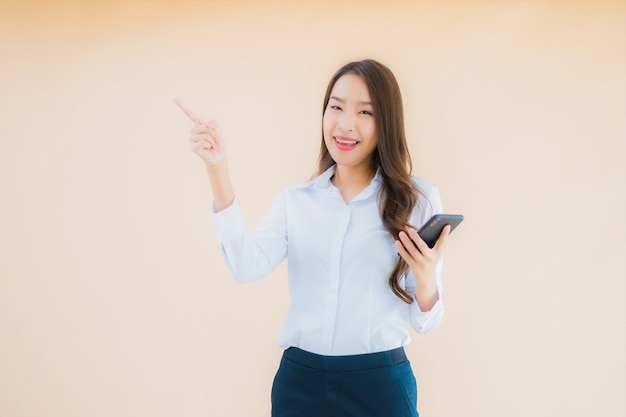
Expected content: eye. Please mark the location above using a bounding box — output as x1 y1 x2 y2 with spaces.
330 105 342 111
360 110 373 116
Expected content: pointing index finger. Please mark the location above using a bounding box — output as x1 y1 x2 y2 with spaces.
174 99 203 125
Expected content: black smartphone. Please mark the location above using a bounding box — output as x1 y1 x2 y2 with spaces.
417 214 464 248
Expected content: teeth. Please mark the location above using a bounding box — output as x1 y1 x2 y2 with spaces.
336 139 357 146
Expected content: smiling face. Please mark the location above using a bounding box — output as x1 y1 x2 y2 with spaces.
322 73 378 174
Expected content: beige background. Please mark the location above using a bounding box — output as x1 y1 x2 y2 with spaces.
1 0 624 416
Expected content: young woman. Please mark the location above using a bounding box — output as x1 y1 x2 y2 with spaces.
177 59 451 417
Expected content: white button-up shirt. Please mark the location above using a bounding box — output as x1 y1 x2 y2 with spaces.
211 165 445 355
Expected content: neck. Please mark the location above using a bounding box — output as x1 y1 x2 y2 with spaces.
331 163 376 202
334 164 375 185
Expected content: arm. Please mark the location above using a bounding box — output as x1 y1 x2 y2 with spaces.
400 226 448 312
206 160 234 213
405 258 445 334
394 187 448 334
211 194 288 283
176 99 287 282
175 99 233 212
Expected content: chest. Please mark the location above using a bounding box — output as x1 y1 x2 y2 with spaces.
285 192 397 272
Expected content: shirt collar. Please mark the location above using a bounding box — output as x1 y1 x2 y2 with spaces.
313 165 337 189
312 165 383 192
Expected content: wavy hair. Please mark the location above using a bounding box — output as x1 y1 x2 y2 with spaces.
315 59 423 304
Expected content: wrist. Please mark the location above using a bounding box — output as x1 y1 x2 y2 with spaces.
413 279 439 311
206 161 231 188
205 158 228 176
205 159 234 213
413 275 437 294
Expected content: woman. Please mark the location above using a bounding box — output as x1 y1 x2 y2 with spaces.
176 59 451 417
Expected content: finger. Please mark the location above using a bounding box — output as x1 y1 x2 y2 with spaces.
191 138 215 149
191 141 217 155
174 99 203 125
203 128 221 149
433 224 451 252
191 125 206 134
407 227 430 255
398 230 422 260
202 120 223 146
394 240 413 263
208 120 222 137
190 134 218 147
191 124 220 137
191 141 212 154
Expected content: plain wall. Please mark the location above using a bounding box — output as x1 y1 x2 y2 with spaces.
0 1 624 416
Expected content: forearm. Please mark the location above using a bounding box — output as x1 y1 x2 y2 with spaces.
413 279 439 312
206 159 235 212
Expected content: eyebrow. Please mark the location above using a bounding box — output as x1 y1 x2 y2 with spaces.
329 96 372 106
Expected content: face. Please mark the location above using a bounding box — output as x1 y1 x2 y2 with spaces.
323 74 377 173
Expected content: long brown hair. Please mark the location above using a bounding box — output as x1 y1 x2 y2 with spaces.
315 59 422 304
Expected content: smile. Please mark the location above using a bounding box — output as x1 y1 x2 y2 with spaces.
334 136 359 151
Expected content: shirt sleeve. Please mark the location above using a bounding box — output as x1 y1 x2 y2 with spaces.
211 192 288 283
405 184 445 334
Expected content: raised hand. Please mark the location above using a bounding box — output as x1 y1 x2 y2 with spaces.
175 99 225 167
174 99 234 211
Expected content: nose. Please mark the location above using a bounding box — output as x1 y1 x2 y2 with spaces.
338 111 355 132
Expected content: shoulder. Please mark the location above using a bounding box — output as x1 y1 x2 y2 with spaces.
269 177 318 205
280 178 317 195
282 169 332 195
411 176 439 196
410 176 444 225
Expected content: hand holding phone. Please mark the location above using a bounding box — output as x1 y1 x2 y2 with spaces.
417 214 464 248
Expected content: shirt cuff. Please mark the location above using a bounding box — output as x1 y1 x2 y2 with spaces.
210 198 247 243
410 291 444 334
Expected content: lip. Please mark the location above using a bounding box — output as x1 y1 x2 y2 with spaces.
333 135 360 151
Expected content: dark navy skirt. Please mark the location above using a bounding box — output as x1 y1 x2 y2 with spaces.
271 347 419 417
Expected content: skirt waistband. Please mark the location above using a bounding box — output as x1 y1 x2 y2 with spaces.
282 347 408 372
